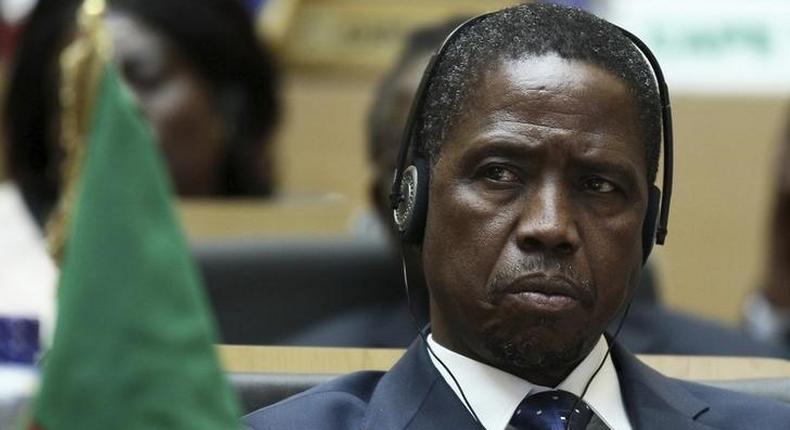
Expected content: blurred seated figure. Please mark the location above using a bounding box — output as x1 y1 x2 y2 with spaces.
359 18 787 357
744 109 790 348
364 18 468 242
3 0 280 225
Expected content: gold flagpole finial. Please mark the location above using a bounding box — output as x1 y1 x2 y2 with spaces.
83 0 106 17
46 0 109 262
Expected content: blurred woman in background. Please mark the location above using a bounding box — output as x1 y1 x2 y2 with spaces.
3 0 281 225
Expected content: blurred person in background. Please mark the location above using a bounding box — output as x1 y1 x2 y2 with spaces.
365 18 787 357
281 20 473 349
3 0 281 226
365 18 468 242
744 109 790 348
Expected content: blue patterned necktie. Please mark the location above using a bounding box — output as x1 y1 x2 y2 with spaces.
507 390 608 430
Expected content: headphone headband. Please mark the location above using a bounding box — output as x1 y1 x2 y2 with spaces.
614 26 673 245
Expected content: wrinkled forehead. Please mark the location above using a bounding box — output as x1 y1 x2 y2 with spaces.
451 53 644 151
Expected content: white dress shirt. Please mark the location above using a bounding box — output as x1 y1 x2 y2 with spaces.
427 334 632 430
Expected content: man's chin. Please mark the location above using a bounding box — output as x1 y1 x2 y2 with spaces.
479 324 593 381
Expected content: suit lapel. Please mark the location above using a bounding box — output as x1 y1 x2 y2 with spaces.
611 342 715 430
362 337 481 430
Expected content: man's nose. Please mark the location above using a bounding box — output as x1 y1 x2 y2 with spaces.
515 183 580 255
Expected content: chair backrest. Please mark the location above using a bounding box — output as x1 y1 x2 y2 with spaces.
195 239 404 345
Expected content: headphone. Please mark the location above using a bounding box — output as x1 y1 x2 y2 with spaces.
389 13 673 263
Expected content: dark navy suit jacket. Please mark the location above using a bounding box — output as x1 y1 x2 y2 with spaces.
244 337 790 429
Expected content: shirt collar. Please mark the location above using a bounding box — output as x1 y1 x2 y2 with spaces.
426 334 632 430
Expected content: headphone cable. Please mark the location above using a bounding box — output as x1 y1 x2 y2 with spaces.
565 299 633 430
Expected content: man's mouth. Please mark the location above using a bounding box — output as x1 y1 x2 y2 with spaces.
498 273 592 312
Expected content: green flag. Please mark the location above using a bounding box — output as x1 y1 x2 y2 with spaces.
32 47 240 430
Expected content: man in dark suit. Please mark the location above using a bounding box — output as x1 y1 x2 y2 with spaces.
246 4 790 429
358 14 786 357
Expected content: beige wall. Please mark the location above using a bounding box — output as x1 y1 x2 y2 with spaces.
275 71 376 210
652 96 789 323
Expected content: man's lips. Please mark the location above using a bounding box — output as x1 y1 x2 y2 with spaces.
498 273 593 311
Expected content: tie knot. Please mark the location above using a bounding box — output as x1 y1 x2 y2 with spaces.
508 390 594 430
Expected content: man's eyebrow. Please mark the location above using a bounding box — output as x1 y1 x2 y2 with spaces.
462 135 544 157
458 135 644 174
453 139 539 169
572 157 643 183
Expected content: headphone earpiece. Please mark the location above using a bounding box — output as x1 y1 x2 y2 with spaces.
641 185 661 262
393 158 430 244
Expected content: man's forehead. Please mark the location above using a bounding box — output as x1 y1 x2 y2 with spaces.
490 54 631 109
450 54 640 144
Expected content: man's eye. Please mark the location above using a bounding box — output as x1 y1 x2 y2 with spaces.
583 177 616 193
482 165 519 183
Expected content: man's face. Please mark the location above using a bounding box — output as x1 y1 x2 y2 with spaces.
422 54 648 385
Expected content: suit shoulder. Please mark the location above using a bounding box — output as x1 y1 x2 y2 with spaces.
678 379 790 428
243 370 384 430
